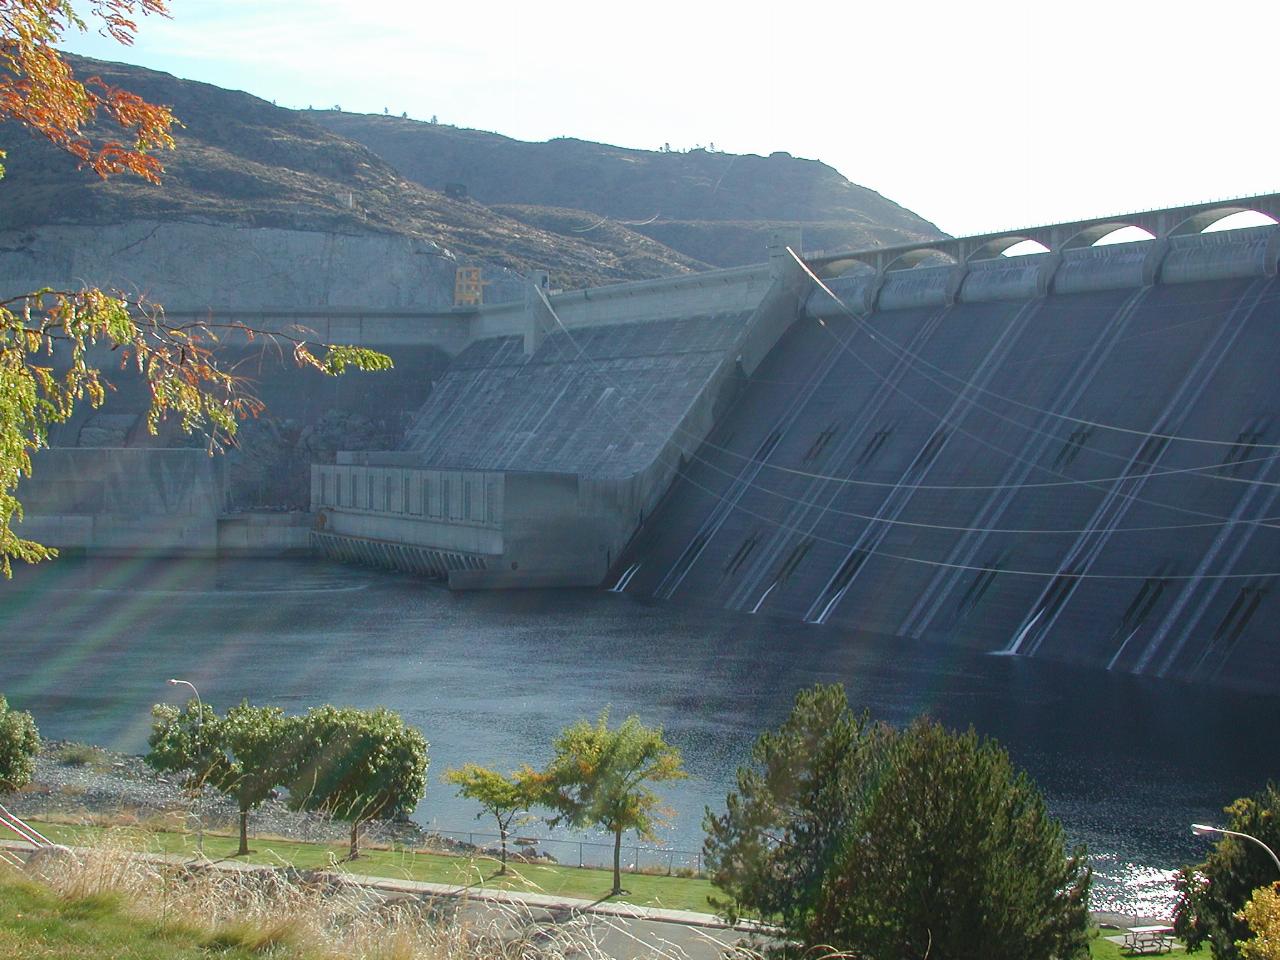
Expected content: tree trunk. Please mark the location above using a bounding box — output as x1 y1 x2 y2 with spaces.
237 807 250 857
612 827 623 896
498 822 508 875
349 819 361 860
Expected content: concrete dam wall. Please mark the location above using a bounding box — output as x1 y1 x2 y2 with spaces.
615 226 1280 690
311 247 807 585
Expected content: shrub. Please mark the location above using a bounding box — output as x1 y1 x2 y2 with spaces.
53 742 108 768
0 694 39 795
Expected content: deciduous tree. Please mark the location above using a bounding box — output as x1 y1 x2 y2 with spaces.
444 763 540 874
146 699 291 856
0 0 391 575
0 694 40 796
1239 885 1280 960
540 711 686 896
285 705 428 859
1176 785 1280 960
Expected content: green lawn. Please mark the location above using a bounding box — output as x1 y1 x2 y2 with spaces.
19 819 719 914
6 821 1175 957
0 876 311 960
1089 927 1185 958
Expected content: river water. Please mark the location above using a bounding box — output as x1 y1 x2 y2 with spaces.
2 557 1276 916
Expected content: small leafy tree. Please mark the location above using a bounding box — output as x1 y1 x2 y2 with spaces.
540 711 686 896
0 694 40 796
285 706 428 859
1240 885 1280 960
444 763 540 874
145 698 224 791
147 700 290 856
705 684 1091 959
1176 785 1280 960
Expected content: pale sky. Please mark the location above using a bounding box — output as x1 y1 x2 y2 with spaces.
64 0 1279 237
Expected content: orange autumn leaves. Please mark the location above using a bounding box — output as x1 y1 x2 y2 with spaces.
0 0 176 182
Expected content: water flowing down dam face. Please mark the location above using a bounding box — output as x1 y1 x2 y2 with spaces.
620 264 1280 691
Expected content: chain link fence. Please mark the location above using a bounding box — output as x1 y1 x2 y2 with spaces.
419 829 704 877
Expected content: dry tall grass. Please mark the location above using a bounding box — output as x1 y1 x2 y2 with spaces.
14 833 723 960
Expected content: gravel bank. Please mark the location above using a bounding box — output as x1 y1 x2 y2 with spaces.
9 740 447 850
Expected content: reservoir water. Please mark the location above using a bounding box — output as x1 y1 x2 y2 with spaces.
2 557 1276 917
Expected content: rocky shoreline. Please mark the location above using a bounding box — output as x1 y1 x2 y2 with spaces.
9 740 455 852
8 741 1172 928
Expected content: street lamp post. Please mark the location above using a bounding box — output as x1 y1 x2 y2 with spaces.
1192 823 1280 876
167 678 205 857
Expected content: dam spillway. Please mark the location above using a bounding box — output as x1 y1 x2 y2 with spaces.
309 210 1280 689
615 229 1280 690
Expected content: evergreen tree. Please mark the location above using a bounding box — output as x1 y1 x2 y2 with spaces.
705 684 1091 959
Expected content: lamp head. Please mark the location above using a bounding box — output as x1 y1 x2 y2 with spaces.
1192 824 1221 837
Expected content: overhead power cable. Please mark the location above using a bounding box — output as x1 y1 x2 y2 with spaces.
532 289 1280 580
793 247 1280 450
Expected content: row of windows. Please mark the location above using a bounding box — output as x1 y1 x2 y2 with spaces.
316 469 495 524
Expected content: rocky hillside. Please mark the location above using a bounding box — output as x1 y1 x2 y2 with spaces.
0 56 942 292
0 57 703 290
313 113 945 266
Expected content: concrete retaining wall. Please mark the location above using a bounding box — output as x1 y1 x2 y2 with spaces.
17 448 221 555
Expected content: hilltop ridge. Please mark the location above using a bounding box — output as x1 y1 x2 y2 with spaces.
0 56 942 291
315 111 944 266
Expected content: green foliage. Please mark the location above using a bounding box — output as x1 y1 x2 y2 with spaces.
1239 885 1280 960
0 693 40 795
146 699 291 854
705 684 1091 959
817 717 1090 960
539 710 686 895
444 762 540 873
1176 785 1280 960
52 741 108 768
284 705 429 858
145 698 224 791
703 683 882 932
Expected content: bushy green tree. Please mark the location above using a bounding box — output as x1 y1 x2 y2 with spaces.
1239 885 1280 960
444 763 540 874
285 705 429 859
815 718 1090 960
705 684 1091 959
703 683 884 933
540 711 686 896
1176 785 1280 960
0 694 40 796
147 699 289 855
145 698 224 791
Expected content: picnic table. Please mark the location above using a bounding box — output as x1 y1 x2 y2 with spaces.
1123 924 1175 954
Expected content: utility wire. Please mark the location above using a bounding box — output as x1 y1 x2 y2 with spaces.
794 247 1280 450
532 289 1280 580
